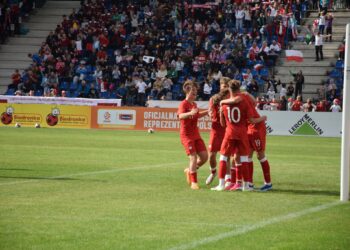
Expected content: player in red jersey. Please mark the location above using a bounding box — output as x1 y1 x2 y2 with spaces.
205 77 231 186
177 80 208 190
221 91 272 191
216 80 266 191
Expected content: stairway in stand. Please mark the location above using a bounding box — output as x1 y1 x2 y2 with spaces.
274 10 349 100
0 1 80 94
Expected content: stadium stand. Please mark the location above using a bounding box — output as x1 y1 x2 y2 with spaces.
0 0 348 111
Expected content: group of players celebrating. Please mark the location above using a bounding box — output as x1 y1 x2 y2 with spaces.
177 78 272 192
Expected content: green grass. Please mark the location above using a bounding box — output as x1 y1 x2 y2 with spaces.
0 127 349 250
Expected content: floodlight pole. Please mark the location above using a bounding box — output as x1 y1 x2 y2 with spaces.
340 23 350 202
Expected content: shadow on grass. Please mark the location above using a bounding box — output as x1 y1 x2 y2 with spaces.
0 176 78 181
272 188 339 197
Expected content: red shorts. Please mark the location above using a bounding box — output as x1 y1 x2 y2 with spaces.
220 136 250 157
208 130 225 153
248 130 266 152
181 138 207 155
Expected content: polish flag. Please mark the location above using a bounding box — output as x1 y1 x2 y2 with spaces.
285 50 304 62
242 73 249 79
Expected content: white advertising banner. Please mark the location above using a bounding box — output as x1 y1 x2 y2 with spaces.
260 111 342 137
0 95 122 106
147 101 342 137
97 109 136 127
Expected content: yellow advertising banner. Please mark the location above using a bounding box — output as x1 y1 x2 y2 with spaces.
0 104 91 129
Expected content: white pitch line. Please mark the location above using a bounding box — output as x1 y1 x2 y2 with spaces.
167 201 342 250
0 161 185 186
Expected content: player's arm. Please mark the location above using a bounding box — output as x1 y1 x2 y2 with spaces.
178 108 199 120
249 115 267 124
198 110 208 118
219 95 242 106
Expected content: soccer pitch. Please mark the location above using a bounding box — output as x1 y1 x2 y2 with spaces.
0 128 349 250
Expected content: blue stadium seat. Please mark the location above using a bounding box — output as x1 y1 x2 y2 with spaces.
329 69 341 78
100 92 109 99
172 84 181 100
247 60 254 68
70 81 78 91
259 68 269 78
5 89 15 96
177 76 185 84
59 81 69 90
35 89 43 96
251 69 258 77
335 60 344 69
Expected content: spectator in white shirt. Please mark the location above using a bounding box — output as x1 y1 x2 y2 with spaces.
318 12 326 35
280 83 287 98
156 64 168 78
235 6 244 33
135 76 150 106
175 57 185 73
203 80 212 100
330 99 342 112
266 86 276 101
269 40 281 54
314 32 324 61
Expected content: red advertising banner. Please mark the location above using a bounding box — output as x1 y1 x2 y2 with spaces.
91 106 212 132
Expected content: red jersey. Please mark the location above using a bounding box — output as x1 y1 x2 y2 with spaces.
292 100 302 111
240 93 266 133
209 98 225 133
177 100 201 140
222 97 252 140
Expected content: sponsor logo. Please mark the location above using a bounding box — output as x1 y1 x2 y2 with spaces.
266 123 273 134
1 106 14 125
46 107 60 126
104 112 111 123
119 114 133 120
288 114 323 136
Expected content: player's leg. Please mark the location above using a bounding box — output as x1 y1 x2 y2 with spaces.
195 139 208 168
206 132 222 185
182 140 198 189
257 150 272 191
228 147 243 191
211 154 228 191
188 153 200 190
239 138 254 191
247 150 254 188
224 156 232 187
211 137 230 191
206 151 217 185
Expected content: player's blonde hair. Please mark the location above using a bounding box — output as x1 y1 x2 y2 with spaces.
183 80 198 94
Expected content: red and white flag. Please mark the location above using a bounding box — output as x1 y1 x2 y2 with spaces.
285 50 303 62
242 73 249 79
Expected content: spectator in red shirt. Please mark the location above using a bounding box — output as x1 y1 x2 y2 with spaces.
8 69 21 90
316 100 328 112
291 95 303 111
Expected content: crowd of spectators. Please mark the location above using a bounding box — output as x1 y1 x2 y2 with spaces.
0 0 33 43
4 0 343 112
6 0 311 104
